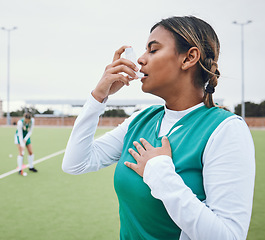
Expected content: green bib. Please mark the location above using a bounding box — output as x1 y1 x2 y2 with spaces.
16 118 32 137
114 105 234 240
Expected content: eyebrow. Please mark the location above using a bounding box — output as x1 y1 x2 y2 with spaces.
146 40 160 49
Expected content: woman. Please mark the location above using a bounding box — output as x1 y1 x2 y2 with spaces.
15 112 38 176
62 16 255 239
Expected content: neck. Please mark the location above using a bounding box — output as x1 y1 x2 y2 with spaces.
162 86 204 111
165 97 203 111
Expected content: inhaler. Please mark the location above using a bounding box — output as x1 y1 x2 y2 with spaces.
124 48 144 78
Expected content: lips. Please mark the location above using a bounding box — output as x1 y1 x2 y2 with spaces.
140 70 148 78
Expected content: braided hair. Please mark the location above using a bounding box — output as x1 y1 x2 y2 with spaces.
151 16 221 108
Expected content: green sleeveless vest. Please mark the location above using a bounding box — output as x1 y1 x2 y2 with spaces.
114 105 234 240
16 118 32 137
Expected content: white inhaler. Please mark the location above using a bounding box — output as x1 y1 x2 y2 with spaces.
124 48 144 79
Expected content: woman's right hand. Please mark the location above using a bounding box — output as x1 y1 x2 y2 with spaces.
92 45 139 103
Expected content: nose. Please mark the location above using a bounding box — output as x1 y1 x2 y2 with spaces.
138 52 147 66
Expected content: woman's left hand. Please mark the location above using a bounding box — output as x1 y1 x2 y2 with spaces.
125 136 171 177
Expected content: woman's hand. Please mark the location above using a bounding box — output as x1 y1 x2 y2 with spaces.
125 136 172 177
92 45 139 103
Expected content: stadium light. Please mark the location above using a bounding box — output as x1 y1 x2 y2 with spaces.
232 20 252 120
1 26 17 125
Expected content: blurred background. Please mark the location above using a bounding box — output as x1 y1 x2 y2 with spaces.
0 0 264 121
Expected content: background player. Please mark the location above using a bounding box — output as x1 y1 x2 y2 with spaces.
15 112 38 176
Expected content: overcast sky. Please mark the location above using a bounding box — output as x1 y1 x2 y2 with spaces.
0 0 264 111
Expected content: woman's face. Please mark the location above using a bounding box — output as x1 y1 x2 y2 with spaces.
24 118 31 124
138 26 185 97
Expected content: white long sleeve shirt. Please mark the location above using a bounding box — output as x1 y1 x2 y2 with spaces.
62 93 255 240
16 118 34 147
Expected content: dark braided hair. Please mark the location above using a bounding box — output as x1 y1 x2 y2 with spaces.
151 16 221 108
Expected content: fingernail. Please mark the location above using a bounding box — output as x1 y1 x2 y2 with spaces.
134 67 139 71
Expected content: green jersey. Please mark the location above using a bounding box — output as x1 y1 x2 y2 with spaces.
114 105 234 239
15 118 33 145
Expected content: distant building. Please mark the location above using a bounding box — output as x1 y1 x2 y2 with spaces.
25 98 165 116
25 98 165 108
25 98 224 116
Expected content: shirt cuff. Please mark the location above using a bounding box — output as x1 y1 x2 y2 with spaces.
89 91 108 105
82 92 108 115
143 155 176 186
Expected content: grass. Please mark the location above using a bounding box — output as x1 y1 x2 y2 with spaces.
247 130 265 240
0 126 119 240
0 126 264 239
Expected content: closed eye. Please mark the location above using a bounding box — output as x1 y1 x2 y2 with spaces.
150 49 157 54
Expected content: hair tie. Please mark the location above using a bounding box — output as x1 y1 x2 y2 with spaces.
205 84 215 94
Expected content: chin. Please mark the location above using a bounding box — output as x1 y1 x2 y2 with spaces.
141 85 157 97
141 84 149 94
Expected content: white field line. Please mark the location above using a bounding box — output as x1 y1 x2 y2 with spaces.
0 132 106 180
0 149 65 179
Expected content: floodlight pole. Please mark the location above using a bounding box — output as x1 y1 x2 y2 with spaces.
232 20 252 120
1 26 17 125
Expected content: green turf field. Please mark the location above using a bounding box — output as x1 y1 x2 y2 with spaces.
0 127 264 239
0 126 119 240
247 130 265 240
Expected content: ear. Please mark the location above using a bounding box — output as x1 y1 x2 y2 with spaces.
181 47 200 71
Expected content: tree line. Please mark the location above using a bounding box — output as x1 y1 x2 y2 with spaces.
3 107 54 117
234 101 265 117
3 106 129 118
3 100 265 118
